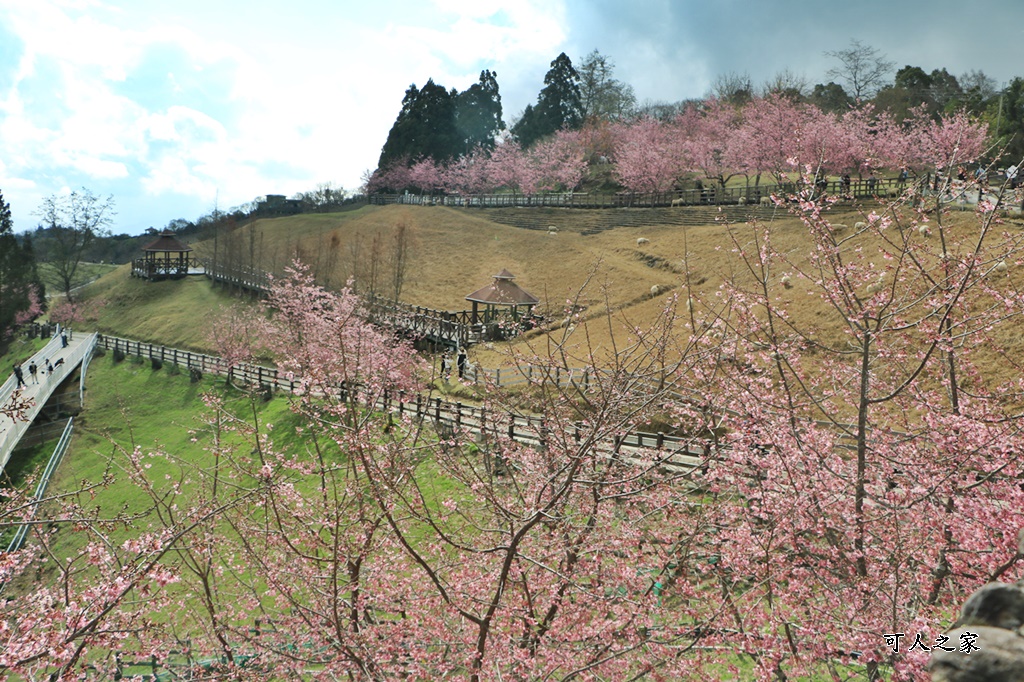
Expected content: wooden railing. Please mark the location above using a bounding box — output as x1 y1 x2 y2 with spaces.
362 294 478 346
93 334 705 469
368 176 908 210
202 260 271 293
200 262 524 347
130 256 201 280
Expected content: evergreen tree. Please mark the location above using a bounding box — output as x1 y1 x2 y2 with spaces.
808 82 852 114
987 77 1024 165
377 79 461 171
0 190 44 342
512 52 583 148
455 70 504 155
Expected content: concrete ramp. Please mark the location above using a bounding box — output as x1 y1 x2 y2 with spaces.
0 331 97 474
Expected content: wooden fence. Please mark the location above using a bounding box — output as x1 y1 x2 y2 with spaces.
368 176 908 210
94 334 705 469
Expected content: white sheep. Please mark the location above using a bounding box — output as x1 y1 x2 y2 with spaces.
854 221 867 230
637 237 650 246
780 274 792 289
760 196 773 206
995 260 1009 273
547 225 558 232
547 230 557 236
671 198 684 207
736 196 746 205
918 225 930 237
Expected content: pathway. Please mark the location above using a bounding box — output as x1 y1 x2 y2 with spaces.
0 330 96 474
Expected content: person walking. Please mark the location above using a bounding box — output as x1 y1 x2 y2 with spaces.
441 351 452 381
13 364 25 388
28 361 38 384
45 358 54 377
457 348 468 380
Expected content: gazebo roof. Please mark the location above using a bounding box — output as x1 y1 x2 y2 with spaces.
465 270 538 306
142 230 192 253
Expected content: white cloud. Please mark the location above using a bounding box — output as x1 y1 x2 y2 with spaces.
4 0 1015 236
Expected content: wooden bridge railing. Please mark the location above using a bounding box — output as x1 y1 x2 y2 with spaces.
362 293 477 346
202 260 271 293
200 262 513 347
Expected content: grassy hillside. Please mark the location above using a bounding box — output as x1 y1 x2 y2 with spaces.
71 203 1024 381
75 265 244 351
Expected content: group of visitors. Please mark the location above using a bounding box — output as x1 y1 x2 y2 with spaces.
11 357 58 389
9 328 72 390
441 347 469 381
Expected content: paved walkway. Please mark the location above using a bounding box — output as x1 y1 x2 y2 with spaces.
0 331 95 473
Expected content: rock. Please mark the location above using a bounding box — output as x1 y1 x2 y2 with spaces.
930 581 1024 681
929 626 1024 682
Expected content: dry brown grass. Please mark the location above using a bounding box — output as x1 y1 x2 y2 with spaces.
85 203 1024 386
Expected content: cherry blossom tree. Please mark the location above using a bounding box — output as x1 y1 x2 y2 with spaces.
439 146 490 195
667 173 1024 680
611 117 685 195
676 98 746 189
167 265 715 680
408 157 444 195
529 128 588 192
484 138 539 194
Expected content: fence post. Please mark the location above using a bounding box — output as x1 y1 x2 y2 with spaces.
657 432 665 450
455 402 462 428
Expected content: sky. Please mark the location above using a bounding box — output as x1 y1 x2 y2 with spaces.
1 0 1022 236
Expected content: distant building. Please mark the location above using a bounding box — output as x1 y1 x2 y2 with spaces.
256 194 302 216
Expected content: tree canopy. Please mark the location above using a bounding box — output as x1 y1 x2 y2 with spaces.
377 71 506 178
0 189 44 342
511 52 583 148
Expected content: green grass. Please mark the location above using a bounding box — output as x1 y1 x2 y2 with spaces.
76 269 248 352
1 333 50 369
11 344 897 681
38 261 119 295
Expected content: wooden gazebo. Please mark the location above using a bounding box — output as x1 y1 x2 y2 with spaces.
132 231 194 281
465 269 539 328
